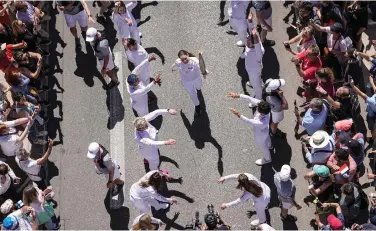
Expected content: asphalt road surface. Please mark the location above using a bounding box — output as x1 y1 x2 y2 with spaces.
45 1 375 230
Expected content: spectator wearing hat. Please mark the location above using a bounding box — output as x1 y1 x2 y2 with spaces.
350 80 376 143
263 79 288 138
87 142 124 195
303 130 335 165
310 21 347 79
327 148 357 184
332 119 356 149
304 165 333 202
133 109 177 170
295 98 328 136
274 165 301 221
0 161 21 204
1 199 14 219
1 206 37 230
315 202 344 230
126 56 159 117
86 27 120 89
15 139 53 189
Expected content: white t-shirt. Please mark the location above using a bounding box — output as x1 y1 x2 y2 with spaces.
0 134 22 156
0 174 11 195
18 159 41 181
324 27 347 53
173 57 201 82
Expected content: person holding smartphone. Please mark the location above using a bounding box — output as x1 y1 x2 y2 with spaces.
0 161 21 204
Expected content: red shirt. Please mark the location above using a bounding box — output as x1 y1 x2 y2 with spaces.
296 50 322 81
0 5 11 25
0 45 18 74
318 80 335 98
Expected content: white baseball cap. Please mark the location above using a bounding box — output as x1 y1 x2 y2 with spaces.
87 142 101 159
0 199 13 215
85 27 97 42
0 43 6 51
279 165 291 181
265 79 286 93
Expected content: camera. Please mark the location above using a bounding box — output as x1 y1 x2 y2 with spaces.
185 211 202 230
185 205 225 230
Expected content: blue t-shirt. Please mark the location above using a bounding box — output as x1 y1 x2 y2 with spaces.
302 104 328 135
370 58 376 77
366 95 376 117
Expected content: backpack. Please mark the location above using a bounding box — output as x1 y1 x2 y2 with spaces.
93 30 108 53
349 182 369 210
349 91 361 118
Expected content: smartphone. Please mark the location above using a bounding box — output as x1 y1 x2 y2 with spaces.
13 178 21 184
296 86 305 97
283 42 290 49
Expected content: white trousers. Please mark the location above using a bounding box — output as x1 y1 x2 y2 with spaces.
130 26 141 44
230 17 248 44
182 78 203 106
130 196 167 214
246 68 262 100
145 157 159 170
255 200 269 224
255 134 271 161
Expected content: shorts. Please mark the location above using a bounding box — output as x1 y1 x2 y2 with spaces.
367 115 376 132
281 201 293 209
99 50 115 71
104 165 121 181
64 10 88 28
271 110 284 123
261 16 272 30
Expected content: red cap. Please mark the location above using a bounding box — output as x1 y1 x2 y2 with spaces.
327 214 343 230
335 120 352 131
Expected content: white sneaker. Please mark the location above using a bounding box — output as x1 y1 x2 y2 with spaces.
246 81 252 87
236 40 245 47
250 219 260 226
154 203 170 211
255 158 271 166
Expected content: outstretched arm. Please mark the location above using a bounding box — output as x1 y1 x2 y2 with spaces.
144 109 169 122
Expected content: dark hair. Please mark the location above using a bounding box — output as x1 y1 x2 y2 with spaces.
257 100 271 115
13 92 24 102
204 213 217 229
346 139 362 157
0 163 9 175
178 50 195 58
236 174 263 197
315 68 334 83
13 51 24 62
140 172 163 189
126 38 137 47
300 2 313 11
341 183 354 195
335 148 349 161
347 48 355 55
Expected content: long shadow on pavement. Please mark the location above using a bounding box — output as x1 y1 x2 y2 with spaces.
271 136 293 171
106 87 125 130
104 186 130 230
180 90 224 176
262 46 280 81
48 4 65 75
260 164 278 209
74 43 107 88
132 1 159 24
236 56 249 95
145 47 165 65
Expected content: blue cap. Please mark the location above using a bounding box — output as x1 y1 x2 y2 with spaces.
127 74 137 84
3 215 17 230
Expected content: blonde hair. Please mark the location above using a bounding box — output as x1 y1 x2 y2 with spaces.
113 1 125 15
22 185 38 206
134 117 148 130
132 214 155 230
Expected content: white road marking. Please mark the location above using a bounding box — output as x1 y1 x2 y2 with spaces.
109 51 126 208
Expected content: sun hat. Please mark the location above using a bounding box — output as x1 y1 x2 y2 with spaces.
87 142 101 159
279 165 291 181
0 200 13 215
85 27 97 42
265 79 286 93
309 130 330 149
313 165 330 178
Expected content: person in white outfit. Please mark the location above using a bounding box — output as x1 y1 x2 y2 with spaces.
129 170 177 214
228 92 272 166
241 28 265 100
131 213 165 230
112 1 140 45
134 109 177 170
218 173 271 227
228 0 250 47
125 38 150 85
172 50 204 116
126 55 159 117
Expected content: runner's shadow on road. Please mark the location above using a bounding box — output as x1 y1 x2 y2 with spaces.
74 44 107 89
132 1 159 24
104 187 130 230
260 164 279 209
180 91 224 176
236 57 250 96
271 136 292 170
262 47 280 81
145 47 165 65
106 87 125 130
